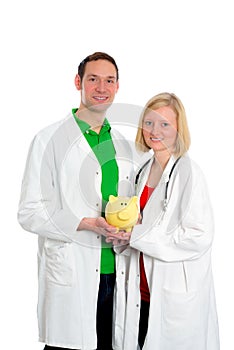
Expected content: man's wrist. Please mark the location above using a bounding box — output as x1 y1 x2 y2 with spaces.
77 217 97 232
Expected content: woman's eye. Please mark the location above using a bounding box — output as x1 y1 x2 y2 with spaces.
162 122 169 127
144 121 152 126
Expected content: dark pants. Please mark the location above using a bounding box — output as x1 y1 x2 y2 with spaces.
44 347 72 350
44 273 115 350
96 273 115 350
138 300 150 350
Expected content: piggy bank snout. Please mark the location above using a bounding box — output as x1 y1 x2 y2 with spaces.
117 210 130 221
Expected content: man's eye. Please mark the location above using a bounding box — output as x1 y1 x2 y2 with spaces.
107 79 115 84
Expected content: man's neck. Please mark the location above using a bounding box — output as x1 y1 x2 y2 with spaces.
76 107 106 134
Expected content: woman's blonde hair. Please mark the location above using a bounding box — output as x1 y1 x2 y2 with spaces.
135 92 191 157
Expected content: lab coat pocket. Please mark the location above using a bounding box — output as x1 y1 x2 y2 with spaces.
44 239 74 286
161 288 202 348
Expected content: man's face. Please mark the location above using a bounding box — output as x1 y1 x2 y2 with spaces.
76 59 119 113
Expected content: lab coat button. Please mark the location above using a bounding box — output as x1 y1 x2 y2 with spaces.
97 235 100 239
136 304 139 307
96 269 99 272
96 203 99 207
121 271 124 275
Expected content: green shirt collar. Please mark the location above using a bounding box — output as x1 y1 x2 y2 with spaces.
72 108 111 135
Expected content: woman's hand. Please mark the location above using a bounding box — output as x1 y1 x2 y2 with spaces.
105 230 132 246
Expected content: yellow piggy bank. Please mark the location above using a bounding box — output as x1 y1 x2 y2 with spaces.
105 195 139 232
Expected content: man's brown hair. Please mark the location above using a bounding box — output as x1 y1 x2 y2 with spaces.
78 52 119 82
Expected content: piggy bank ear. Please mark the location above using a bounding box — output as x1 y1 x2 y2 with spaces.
131 196 138 204
109 195 118 203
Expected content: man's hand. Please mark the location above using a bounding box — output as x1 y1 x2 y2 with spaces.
77 217 118 237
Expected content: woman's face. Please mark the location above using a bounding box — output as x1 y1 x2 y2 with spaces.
142 106 178 154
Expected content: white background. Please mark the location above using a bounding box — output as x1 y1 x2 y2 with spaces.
1 0 233 349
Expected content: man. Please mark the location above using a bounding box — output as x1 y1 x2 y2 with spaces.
18 52 134 350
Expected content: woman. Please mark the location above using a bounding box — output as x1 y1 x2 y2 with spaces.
111 92 220 350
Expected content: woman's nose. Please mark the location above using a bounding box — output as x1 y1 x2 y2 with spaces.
151 123 161 135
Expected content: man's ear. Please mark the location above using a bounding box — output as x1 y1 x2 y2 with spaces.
74 74 81 91
116 80 119 93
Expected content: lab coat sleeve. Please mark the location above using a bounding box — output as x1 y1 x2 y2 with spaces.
114 244 131 256
18 134 80 242
130 167 214 262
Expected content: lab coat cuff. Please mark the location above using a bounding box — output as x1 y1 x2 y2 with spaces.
44 209 82 242
114 244 131 256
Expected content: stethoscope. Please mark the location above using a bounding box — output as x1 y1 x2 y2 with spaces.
135 156 181 212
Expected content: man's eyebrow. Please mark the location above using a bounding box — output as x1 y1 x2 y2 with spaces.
86 74 117 79
106 75 117 79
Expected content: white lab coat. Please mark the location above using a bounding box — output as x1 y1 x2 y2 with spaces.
18 114 134 349
113 155 220 350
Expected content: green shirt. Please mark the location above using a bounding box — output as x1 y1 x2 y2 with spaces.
73 109 118 274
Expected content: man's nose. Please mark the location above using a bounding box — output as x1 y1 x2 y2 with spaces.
96 79 106 92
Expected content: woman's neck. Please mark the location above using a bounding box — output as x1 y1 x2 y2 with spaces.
153 151 172 171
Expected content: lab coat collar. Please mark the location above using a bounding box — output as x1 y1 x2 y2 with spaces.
161 154 178 183
138 154 179 187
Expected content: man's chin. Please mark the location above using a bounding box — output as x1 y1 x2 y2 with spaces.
89 102 112 113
